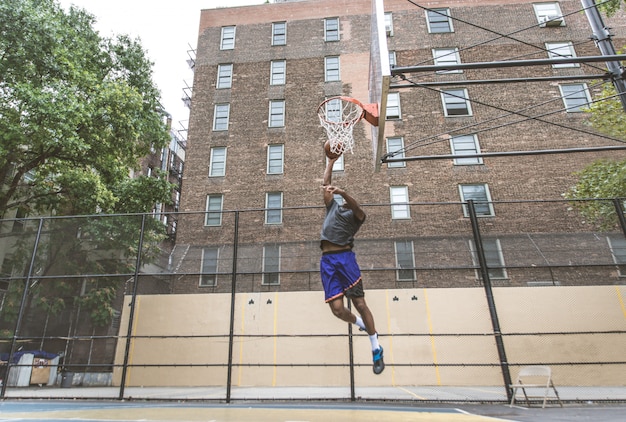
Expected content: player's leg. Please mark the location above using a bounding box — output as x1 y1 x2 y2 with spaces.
328 296 356 324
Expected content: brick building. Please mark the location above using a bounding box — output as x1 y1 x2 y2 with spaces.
172 0 626 294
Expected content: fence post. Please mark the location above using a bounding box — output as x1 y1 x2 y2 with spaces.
226 211 239 403
118 214 147 400
467 200 513 401
613 198 626 238
0 217 44 398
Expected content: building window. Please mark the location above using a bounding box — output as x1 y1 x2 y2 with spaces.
209 147 227 177
607 236 626 276
450 134 482 165
205 194 223 226
386 137 406 168
395 240 416 281
433 48 462 73
386 92 401 119
217 64 233 88
272 22 286 46
325 97 342 122
546 42 578 68
213 104 230 131
389 50 397 67
459 184 494 217
325 56 340 82
560 83 591 112
441 89 472 117
533 2 565 27
470 238 507 280
262 245 280 285
426 8 453 33
329 155 344 171
384 12 394 36
267 144 284 174
269 100 285 127
265 192 283 224
220 26 236 50
200 247 219 287
390 186 410 219
325 17 340 41
270 60 286 85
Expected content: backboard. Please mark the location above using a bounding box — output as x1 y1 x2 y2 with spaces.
369 0 391 171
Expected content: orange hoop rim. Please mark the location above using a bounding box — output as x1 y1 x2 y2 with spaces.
317 96 379 126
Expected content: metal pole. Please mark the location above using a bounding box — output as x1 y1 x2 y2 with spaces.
347 302 355 401
467 201 513 401
581 0 626 112
118 214 147 400
226 211 239 403
613 198 626 238
0 218 44 398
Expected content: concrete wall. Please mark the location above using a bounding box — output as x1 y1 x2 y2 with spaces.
113 285 626 387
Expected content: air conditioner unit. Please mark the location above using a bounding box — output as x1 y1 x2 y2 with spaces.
385 24 393 37
539 15 564 27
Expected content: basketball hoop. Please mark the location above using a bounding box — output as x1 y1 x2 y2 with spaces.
317 96 379 155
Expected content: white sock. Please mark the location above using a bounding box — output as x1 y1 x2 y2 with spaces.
369 333 380 351
354 316 366 331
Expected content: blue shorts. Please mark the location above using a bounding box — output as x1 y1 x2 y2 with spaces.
320 250 363 302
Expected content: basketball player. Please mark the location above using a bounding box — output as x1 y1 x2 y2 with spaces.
319 155 385 375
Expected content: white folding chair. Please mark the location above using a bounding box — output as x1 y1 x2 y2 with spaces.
509 365 563 408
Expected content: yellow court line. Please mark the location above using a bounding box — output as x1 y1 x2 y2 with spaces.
385 289 396 385
237 295 246 386
616 286 626 320
396 385 428 400
423 288 441 385
272 292 279 387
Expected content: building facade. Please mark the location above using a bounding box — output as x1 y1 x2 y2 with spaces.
173 0 626 294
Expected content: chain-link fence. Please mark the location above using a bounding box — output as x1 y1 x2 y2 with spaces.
0 199 624 403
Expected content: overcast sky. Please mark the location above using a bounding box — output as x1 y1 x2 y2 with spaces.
58 0 267 135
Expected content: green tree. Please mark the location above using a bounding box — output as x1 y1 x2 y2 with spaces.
0 0 175 329
0 0 171 218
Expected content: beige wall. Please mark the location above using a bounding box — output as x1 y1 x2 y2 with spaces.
113 286 626 387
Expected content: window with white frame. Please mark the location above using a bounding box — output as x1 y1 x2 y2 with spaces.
441 89 472 117
209 147 227 177
217 64 233 89
269 100 285 127
450 134 482 165
384 12 394 36
267 144 284 174
389 50 397 67
390 186 410 219
325 17 340 41
433 48 462 73
272 22 286 45
459 184 494 217
262 244 280 285
386 92 401 119
386 137 406 168
469 238 507 280
270 60 286 85
607 235 626 276
395 240 416 281
325 56 340 82
329 154 344 171
265 192 283 224
220 26 236 50
533 2 564 27
426 8 453 33
325 97 342 122
200 247 219 287
546 42 578 68
213 104 230 131
205 194 223 226
560 83 591 112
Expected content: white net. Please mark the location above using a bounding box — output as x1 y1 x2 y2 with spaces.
317 97 364 155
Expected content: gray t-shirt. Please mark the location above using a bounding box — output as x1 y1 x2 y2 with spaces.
320 200 365 247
